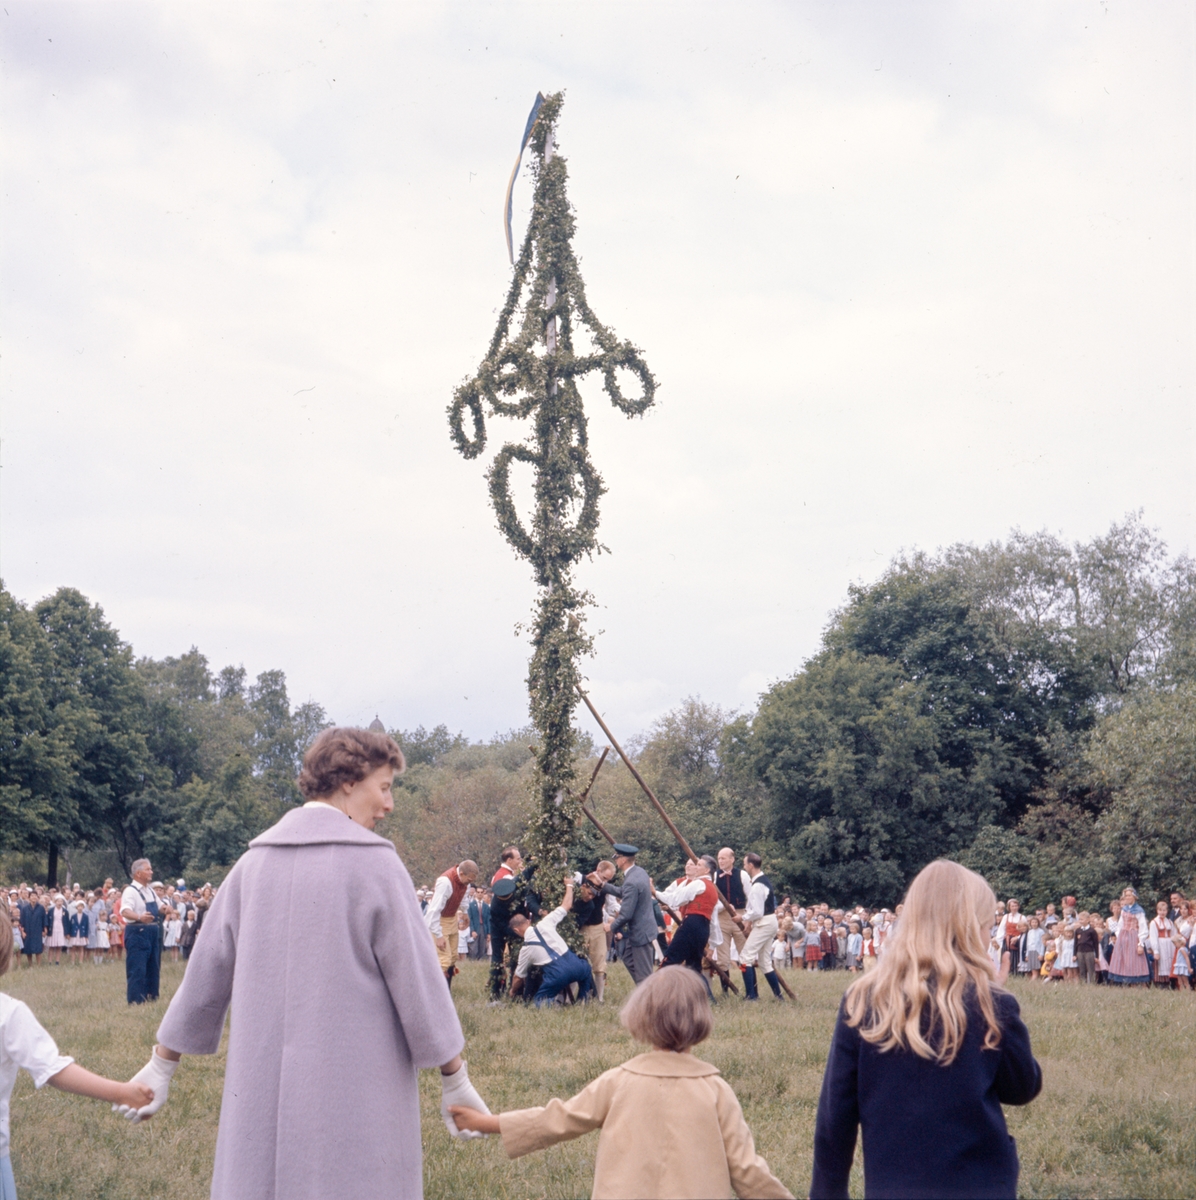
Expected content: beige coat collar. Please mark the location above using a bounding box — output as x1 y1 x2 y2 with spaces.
619 1050 720 1078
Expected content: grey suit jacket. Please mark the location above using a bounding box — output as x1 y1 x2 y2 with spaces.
602 864 658 947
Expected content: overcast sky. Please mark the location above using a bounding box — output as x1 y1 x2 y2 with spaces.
2 2 1193 742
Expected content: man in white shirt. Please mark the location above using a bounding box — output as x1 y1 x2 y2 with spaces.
508 876 593 1006
741 852 784 1001
423 860 479 987
120 858 162 1005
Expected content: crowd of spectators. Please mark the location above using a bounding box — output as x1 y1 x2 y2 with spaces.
5 878 215 970
761 891 1194 989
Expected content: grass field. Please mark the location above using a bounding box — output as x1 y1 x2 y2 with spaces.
4 959 1195 1199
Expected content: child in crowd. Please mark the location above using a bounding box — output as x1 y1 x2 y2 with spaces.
1 916 153 1198
804 922 823 970
1056 923 1078 983
164 909 182 964
1019 917 1044 976
67 901 88 966
94 911 110 965
1171 932 1191 991
810 861 1041 1200
845 923 862 973
7 918 21 971
860 924 877 972
1040 935 1058 982
449 966 792 1199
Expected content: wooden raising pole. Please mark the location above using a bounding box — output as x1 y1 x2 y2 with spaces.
575 685 698 863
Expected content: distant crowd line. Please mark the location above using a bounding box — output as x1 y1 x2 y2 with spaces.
5 879 215 969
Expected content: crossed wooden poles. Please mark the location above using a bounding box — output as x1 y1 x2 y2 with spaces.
572 685 794 1000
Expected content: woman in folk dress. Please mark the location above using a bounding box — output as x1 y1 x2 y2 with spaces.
1148 901 1178 986
1107 887 1150 986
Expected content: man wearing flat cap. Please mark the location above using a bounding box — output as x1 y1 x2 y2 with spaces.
589 844 657 986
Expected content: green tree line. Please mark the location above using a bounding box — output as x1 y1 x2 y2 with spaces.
4 514 1193 906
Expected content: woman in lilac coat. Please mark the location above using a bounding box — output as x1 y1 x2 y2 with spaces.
115 727 492 1200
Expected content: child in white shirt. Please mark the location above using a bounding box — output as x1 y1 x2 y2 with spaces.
1 919 151 1197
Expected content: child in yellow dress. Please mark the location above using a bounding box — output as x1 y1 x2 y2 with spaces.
1040 936 1057 982
449 967 791 1199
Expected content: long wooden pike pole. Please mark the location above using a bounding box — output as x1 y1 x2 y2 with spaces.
576 685 698 863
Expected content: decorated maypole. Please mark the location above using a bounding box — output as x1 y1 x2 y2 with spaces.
449 92 656 896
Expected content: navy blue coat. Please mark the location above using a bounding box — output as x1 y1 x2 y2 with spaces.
67 912 90 939
20 902 48 954
811 988 1041 1199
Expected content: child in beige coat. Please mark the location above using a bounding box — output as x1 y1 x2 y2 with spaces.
450 966 792 1199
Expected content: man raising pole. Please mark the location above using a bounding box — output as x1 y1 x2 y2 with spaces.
740 852 785 1001
424 859 480 989
713 847 751 996
655 855 720 976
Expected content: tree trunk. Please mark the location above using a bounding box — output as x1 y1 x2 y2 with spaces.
47 842 59 889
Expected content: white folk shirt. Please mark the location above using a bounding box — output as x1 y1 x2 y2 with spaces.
514 907 570 978
120 881 156 920
743 876 775 924
656 878 709 909
423 875 456 937
1 994 74 1157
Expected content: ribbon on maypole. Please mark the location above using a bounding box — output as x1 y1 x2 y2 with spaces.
503 92 546 264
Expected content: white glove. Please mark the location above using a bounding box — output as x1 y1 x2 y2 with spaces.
114 1050 178 1123
439 1060 490 1139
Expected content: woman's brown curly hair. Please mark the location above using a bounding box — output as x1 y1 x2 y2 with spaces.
297 727 405 799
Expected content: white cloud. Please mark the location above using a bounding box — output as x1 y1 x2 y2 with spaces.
2 1 1192 740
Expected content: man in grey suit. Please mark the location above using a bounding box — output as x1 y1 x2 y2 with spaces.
589 844 657 986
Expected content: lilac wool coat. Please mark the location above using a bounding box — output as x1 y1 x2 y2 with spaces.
157 806 464 1200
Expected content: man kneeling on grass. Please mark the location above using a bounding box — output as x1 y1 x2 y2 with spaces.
450 966 792 1199
509 875 594 1006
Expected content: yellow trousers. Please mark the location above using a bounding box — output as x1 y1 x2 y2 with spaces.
434 924 459 972
582 923 608 977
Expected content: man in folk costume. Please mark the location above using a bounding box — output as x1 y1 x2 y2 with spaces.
424 860 479 988
655 855 721 975
509 876 594 1006
713 847 751 995
740 852 785 1001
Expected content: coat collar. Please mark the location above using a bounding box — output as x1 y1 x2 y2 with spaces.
619 1050 720 1078
249 806 397 850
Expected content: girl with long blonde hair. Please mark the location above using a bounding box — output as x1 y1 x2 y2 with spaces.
811 861 1042 1199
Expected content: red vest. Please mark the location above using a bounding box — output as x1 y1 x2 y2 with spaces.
440 867 469 919
680 878 719 921
491 864 514 887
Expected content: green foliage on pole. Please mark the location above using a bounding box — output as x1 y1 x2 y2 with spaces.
448 92 656 884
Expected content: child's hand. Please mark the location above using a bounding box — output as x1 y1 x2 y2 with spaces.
115 1082 155 1109
448 1105 501 1135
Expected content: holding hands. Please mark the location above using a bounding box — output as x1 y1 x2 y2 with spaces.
113 1048 178 1123
440 1060 493 1140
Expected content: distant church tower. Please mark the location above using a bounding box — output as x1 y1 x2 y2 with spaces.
368 716 385 734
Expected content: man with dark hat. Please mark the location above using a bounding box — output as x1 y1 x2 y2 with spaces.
590 844 657 987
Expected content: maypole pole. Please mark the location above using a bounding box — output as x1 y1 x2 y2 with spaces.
449 92 656 906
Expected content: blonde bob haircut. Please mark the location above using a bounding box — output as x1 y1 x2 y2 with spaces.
620 966 713 1052
843 860 1002 1065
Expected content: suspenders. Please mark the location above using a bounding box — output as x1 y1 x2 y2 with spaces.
530 926 562 961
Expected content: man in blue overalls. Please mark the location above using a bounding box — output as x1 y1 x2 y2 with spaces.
121 857 162 1004
509 875 593 1006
